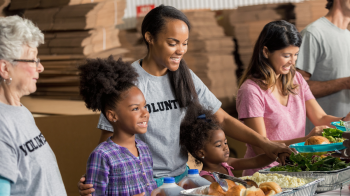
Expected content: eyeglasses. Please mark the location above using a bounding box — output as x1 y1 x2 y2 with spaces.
12 58 40 68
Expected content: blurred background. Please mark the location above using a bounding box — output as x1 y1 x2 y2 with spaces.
0 0 349 195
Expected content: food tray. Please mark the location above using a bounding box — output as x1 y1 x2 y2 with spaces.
315 177 350 192
331 121 346 132
259 166 350 192
289 142 346 153
180 178 324 196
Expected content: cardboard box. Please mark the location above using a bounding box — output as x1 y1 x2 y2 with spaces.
35 114 101 196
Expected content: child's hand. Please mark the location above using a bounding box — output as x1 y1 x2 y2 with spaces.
133 192 145 196
78 174 95 196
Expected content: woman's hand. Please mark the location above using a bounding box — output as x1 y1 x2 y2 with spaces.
276 152 291 166
261 140 293 161
78 175 94 196
306 125 329 138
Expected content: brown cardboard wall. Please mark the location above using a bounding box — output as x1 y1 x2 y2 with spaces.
35 114 101 196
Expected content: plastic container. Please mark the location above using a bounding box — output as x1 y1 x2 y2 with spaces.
331 121 346 132
178 169 211 189
151 177 184 196
289 142 346 153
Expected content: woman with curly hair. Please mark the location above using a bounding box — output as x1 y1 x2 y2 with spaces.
79 5 292 194
179 104 278 182
236 20 349 176
79 57 157 196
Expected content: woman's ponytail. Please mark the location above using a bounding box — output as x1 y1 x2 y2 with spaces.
168 59 199 108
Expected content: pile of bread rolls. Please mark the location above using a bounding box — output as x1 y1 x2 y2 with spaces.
208 179 282 196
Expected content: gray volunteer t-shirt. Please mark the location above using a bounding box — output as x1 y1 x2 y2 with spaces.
296 17 350 134
98 60 222 178
0 103 67 196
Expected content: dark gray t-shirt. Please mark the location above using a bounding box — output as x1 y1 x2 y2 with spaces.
97 60 222 178
0 103 66 195
296 17 350 134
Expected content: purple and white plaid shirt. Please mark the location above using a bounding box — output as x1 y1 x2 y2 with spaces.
86 138 157 196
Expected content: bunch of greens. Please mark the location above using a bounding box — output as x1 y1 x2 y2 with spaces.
322 128 345 143
337 120 345 126
270 153 350 172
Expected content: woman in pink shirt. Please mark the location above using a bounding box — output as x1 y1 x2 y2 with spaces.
236 20 350 176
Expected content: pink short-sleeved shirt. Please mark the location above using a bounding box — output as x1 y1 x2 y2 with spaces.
236 72 315 176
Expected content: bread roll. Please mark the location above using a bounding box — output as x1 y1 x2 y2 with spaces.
226 185 246 196
245 187 265 196
208 179 236 196
305 136 330 145
226 186 264 196
259 182 282 195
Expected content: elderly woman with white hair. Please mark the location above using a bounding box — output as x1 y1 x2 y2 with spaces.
0 16 67 195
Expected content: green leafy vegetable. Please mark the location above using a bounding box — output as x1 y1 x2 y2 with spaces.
270 165 302 172
325 136 336 143
322 128 343 138
270 153 350 172
322 128 345 143
337 120 345 126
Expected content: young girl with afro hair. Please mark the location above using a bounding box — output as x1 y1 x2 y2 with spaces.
180 104 287 182
79 56 157 196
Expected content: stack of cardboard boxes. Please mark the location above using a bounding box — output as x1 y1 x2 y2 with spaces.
294 0 350 31
294 0 328 31
18 0 127 56
6 0 128 99
183 11 238 113
117 27 147 62
227 4 286 70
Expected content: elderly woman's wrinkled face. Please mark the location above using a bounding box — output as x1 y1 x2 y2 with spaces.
10 45 44 95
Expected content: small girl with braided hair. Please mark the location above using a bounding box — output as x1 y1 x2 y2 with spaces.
79 56 157 196
180 104 284 182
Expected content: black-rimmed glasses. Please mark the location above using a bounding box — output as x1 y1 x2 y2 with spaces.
13 58 40 68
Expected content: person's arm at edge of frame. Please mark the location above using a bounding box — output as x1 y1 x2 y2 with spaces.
305 98 350 127
297 69 350 99
214 108 292 161
0 176 11 196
